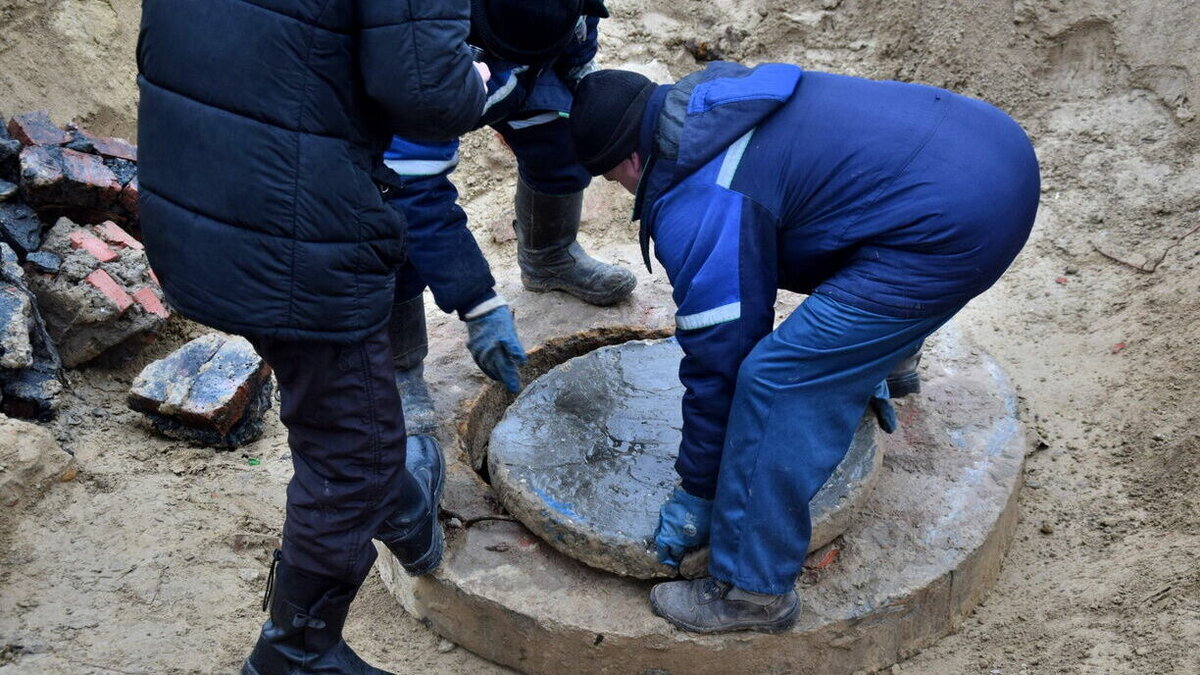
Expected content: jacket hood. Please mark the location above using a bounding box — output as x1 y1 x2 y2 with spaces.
656 62 802 181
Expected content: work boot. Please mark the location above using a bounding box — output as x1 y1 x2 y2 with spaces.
885 350 923 398
649 577 800 634
388 294 437 435
514 178 636 306
242 552 394 675
377 435 445 576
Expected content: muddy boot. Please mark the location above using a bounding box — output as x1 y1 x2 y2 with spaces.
243 552 394 675
514 178 636 306
394 363 437 435
377 435 445 576
389 294 437 435
886 349 923 398
649 577 799 634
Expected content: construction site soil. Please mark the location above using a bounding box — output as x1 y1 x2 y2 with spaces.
1 1 1197 673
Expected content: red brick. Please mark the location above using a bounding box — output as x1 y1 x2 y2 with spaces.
19 144 64 188
147 267 160 286
60 148 121 203
74 128 138 161
131 286 170 319
20 146 122 220
95 221 143 250
803 542 841 571
69 230 118 263
7 111 71 147
85 269 133 314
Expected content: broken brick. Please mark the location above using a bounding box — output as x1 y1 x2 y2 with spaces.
74 128 137 162
803 541 842 571
69 230 119 263
95 221 143 251
131 286 169 319
7 111 71 147
19 145 123 223
85 269 133 314
129 334 274 447
28 221 168 367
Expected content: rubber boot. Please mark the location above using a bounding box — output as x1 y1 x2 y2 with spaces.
376 435 445 576
242 552 394 675
885 349 923 398
649 577 799 634
388 294 437 435
514 178 636 306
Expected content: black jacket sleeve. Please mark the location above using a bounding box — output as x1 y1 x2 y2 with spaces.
357 0 486 140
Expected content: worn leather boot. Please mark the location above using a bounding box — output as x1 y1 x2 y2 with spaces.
886 350 923 398
376 435 445 576
388 294 436 435
649 577 799 634
242 552 394 675
514 178 636 306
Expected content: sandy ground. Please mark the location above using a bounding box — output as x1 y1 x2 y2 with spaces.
1 1 1199 673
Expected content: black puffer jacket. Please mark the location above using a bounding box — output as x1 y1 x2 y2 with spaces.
137 0 485 342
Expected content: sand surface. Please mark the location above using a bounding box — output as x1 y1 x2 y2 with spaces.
1 1 1198 673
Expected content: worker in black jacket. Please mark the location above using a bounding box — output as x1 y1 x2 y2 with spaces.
136 1 488 672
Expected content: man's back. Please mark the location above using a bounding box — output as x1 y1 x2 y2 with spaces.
137 0 484 342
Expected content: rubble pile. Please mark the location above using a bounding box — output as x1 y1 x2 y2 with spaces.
0 109 161 421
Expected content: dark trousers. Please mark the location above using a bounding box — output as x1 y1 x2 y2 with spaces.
250 326 417 585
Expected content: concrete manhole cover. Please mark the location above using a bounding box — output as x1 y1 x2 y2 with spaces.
487 338 882 578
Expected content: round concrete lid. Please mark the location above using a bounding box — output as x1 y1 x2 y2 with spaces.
487 338 881 578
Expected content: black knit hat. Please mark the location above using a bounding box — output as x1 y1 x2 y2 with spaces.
570 70 657 176
471 0 609 65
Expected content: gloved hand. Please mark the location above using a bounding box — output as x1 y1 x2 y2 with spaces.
869 379 898 433
465 305 527 393
653 487 713 567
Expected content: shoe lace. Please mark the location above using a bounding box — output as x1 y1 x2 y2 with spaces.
700 577 731 601
261 549 281 612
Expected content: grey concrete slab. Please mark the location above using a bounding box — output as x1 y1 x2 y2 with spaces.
377 323 1027 675
487 338 881 578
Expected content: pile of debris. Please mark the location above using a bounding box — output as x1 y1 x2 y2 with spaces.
0 110 272 449
0 110 166 421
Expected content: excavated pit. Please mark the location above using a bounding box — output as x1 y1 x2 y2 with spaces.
375 323 1027 675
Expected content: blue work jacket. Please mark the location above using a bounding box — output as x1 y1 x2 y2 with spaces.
635 62 1039 497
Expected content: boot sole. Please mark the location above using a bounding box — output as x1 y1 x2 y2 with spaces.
648 591 801 635
400 448 446 577
521 275 637 307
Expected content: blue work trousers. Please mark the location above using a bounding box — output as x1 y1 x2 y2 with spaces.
708 293 963 594
249 325 418 586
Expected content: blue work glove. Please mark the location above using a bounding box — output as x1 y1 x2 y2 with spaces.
465 305 527 393
869 380 898 433
653 487 713 567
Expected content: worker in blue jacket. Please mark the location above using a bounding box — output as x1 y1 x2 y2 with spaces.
138 1 489 671
378 0 636 433
569 63 1039 633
